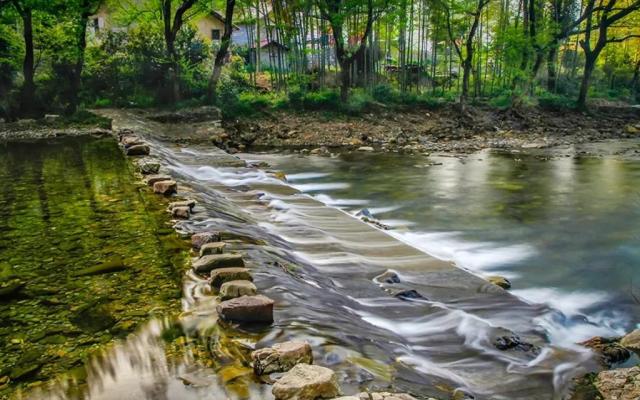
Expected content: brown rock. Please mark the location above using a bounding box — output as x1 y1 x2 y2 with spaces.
169 199 197 211
580 336 630 366
199 242 226 257
145 174 173 185
272 364 340 400
121 135 143 147
171 206 190 219
252 341 313 375
216 294 273 323
620 329 640 353
210 267 252 288
487 275 511 290
595 366 640 400
193 253 245 274
219 280 257 300
191 232 220 250
126 144 150 156
153 180 177 195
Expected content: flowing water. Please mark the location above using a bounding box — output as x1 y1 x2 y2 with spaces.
6 116 640 400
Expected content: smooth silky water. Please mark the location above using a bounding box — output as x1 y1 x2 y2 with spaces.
7 118 638 400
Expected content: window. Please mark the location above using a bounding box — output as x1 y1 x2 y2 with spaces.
211 29 221 40
93 18 100 33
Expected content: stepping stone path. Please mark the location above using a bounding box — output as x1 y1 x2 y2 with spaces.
145 175 173 186
199 242 226 257
219 280 256 300
272 364 340 400
216 294 274 323
169 199 196 211
252 341 313 375
171 206 190 219
153 180 177 195
137 160 160 174
193 254 245 274
192 232 220 250
210 267 252 288
121 136 144 147
126 144 150 156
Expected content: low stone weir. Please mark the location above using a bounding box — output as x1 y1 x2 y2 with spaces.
26 110 598 400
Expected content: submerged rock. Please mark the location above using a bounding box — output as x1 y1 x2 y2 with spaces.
595 366 640 400
153 180 177 195
375 270 400 284
70 301 117 333
72 257 127 276
191 232 220 250
272 364 340 400
125 144 150 156
581 336 631 365
493 335 539 353
393 289 425 300
487 275 511 290
0 279 25 300
193 254 245 274
219 280 256 300
199 242 226 257
252 341 313 375
137 160 160 175
216 294 274 323
210 267 253 288
620 329 640 353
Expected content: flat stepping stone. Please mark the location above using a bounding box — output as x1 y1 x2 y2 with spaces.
136 160 160 174
216 294 274 323
193 254 244 274
199 242 226 257
146 175 173 185
272 364 340 400
220 279 256 300
121 136 144 147
191 232 220 249
171 206 190 219
252 341 313 375
210 267 252 288
126 144 150 156
169 199 196 210
621 329 640 353
153 180 177 195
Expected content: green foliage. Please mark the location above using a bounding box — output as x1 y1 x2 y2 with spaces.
537 91 576 110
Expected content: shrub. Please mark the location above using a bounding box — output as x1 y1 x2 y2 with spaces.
537 91 576 110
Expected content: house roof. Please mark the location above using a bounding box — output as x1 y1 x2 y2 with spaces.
207 10 240 30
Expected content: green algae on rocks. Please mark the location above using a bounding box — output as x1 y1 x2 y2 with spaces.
0 137 189 397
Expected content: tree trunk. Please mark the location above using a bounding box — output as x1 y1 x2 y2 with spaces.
67 12 90 114
339 57 351 102
546 45 558 92
577 54 596 109
19 6 35 116
209 0 236 102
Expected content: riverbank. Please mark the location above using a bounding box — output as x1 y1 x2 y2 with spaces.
222 104 640 154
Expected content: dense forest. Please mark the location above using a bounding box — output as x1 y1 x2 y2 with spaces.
0 0 638 119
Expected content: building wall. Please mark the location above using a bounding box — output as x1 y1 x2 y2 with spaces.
194 15 226 43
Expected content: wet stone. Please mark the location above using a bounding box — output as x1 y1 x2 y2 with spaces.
137 160 160 175
194 253 244 274
252 341 313 375
620 329 640 353
216 294 274 323
125 144 150 156
121 136 144 148
191 232 220 250
393 289 425 300
169 199 197 211
487 275 511 290
375 270 400 284
493 335 539 353
153 180 177 195
219 280 256 300
272 363 340 400
581 336 631 365
171 206 190 219
210 267 252 288
146 174 173 186
595 366 640 400
199 242 226 257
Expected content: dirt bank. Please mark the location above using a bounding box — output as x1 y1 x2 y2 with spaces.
222 104 640 153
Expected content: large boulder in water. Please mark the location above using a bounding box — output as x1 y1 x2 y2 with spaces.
252 341 313 375
580 336 630 365
193 254 244 274
153 180 177 195
272 364 340 400
216 294 274 323
219 280 256 300
191 232 220 250
620 329 640 353
595 366 640 400
210 267 252 288
126 144 150 156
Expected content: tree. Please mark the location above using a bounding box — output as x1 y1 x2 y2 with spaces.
208 0 236 102
6 0 36 116
443 0 490 106
160 0 200 103
577 0 640 108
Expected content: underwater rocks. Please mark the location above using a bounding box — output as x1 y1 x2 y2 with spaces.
153 180 177 195
580 336 630 366
595 366 640 400
71 257 127 277
219 280 257 300
191 232 220 250
193 254 245 274
136 159 160 175
210 267 253 288
393 289 426 301
145 174 173 186
374 270 400 284
0 279 25 300
620 329 640 353
493 335 539 353
252 341 313 375
272 364 340 400
216 294 274 323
